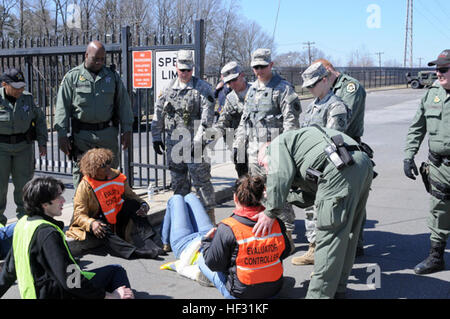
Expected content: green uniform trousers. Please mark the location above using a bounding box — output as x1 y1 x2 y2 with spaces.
306 151 373 299
0 142 35 225
72 126 120 189
428 162 450 243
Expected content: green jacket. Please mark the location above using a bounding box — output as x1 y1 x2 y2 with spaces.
263 127 361 218
332 73 366 139
0 88 47 146
405 81 450 159
54 63 133 137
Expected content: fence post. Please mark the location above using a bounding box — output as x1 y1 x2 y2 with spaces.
121 26 133 185
194 19 205 78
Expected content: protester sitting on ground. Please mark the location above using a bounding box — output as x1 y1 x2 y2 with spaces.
66 148 164 260
199 175 292 299
159 192 215 285
0 223 16 261
0 176 134 299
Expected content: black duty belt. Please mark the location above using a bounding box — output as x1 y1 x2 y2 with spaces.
74 120 113 131
0 133 27 144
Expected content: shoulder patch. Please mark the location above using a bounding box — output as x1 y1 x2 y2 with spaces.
346 82 356 93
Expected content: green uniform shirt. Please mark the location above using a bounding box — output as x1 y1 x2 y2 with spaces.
54 63 133 137
0 88 47 146
332 73 366 139
264 127 360 218
405 81 450 159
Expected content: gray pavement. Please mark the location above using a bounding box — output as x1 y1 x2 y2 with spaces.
1 88 449 299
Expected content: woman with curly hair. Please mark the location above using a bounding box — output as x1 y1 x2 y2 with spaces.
66 148 164 260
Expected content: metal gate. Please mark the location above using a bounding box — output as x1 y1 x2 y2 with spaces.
0 20 205 190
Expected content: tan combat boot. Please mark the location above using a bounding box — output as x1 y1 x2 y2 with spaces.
291 242 315 265
207 209 216 226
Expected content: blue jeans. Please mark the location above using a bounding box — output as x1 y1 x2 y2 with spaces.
0 223 15 259
197 253 236 299
161 193 213 258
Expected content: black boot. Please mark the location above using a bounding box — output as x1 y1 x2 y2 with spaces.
414 241 446 275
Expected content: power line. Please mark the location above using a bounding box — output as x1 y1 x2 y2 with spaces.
272 0 281 49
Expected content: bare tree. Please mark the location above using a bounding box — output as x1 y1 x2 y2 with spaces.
347 46 375 67
232 19 273 68
0 0 19 37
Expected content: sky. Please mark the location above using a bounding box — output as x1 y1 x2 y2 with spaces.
239 0 450 67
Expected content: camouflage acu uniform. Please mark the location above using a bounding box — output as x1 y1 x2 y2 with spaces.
152 76 216 211
300 90 350 132
234 73 301 231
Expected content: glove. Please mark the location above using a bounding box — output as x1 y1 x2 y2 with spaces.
403 158 418 180
153 141 165 155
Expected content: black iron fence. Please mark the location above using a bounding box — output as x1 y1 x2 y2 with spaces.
0 20 206 190
205 66 433 96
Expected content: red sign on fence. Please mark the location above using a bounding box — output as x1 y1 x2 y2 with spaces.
132 51 152 89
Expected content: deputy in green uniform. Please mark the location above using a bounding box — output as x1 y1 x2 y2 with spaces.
54 41 133 189
404 49 450 275
253 127 373 299
0 68 47 226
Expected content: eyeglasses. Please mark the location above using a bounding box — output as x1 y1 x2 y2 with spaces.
436 67 449 74
179 69 192 73
253 65 268 70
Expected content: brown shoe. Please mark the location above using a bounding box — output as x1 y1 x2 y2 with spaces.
196 271 214 287
292 243 315 265
163 244 172 253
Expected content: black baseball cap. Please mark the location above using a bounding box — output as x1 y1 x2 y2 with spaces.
1 68 26 89
428 49 450 66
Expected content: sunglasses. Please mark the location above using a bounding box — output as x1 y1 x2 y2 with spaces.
307 79 323 89
179 69 192 73
253 65 268 70
436 67 449 74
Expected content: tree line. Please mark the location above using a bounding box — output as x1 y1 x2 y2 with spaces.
0 0 401 74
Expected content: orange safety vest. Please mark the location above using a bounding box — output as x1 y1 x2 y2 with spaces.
221 216 285 285
84 173 126 225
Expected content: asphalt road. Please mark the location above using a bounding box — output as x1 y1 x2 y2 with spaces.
2 88 449 300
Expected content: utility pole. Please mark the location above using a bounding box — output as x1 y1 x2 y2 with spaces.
417 57 423 67
403 0 413 68
375 52 384 68
303 41 315 65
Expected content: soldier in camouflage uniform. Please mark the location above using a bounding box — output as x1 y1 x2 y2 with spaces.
151 50 216 224
404 49 450 275
233 48 301 249
0 68 48 226
213 61 249 178
314 58 366 143
54 41 134 189
293 62 351 266
300 62 350 132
